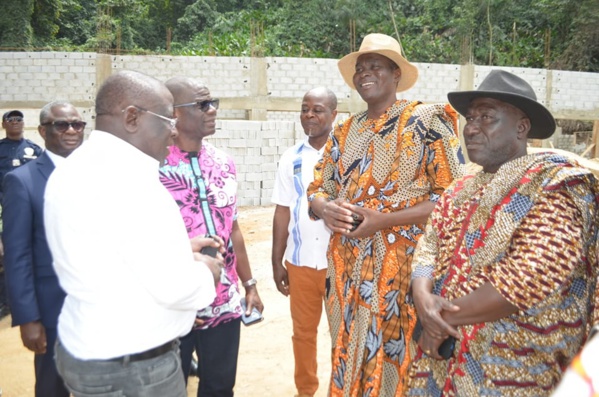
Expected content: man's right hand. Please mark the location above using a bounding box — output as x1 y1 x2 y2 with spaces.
314 197 354 234
20 321 47 354
190 235 225 256
194 253 223 286
272 262 289 296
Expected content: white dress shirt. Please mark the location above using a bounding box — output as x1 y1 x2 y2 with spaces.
44 149 63 167
271 139 331 270
44 130 216 360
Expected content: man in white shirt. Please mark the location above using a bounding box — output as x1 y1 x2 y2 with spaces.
271 87 337 397
44 70 220 397
2 100 84 397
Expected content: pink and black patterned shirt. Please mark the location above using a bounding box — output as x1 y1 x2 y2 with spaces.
160 143 242 329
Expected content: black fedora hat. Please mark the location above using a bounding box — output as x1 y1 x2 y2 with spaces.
448 70 556 139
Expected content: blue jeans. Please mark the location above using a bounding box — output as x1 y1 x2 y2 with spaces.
180 318 241 397
55 339 186 397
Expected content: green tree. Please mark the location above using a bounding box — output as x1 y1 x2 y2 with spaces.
0 0 34 48
55 0 97 46
31 0 61 45
550 0 599 71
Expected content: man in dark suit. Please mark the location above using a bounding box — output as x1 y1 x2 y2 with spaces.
2 100 85 397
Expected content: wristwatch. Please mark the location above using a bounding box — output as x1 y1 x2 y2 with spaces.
242 278 257 288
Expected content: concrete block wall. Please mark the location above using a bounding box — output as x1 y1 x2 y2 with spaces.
111 55 251 121
111 55 252 98
401 63 462 103
207 119 299 206
551 70 599 113
0 52 97 103
0 52 97 146
266 57 351 100
1 52 598 206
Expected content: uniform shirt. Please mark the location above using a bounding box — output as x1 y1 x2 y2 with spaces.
272 139 330 269
44 130 216 360
0 137 43 200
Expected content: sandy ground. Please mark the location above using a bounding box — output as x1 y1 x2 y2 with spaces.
0 205 332 397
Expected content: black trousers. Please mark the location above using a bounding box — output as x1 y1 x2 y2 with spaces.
35 327 69 397
180 318 241 397
0 265 9 320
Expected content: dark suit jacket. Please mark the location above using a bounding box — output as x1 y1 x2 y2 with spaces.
2 151 65 328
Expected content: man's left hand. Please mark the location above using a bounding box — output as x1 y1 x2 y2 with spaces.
244 286 264 315
20 321 47 354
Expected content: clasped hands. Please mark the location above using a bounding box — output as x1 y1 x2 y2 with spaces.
320 198 378 238
412 282 461 360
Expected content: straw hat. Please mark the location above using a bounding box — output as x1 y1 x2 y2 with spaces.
448 70 556 139
338 33 419 92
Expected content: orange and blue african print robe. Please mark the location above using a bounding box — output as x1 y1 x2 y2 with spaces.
408 153 599 397
308 100 464 397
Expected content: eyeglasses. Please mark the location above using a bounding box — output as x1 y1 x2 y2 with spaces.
123 106 177 130
42 120 87 133
5 117 23 123
173 99 219 112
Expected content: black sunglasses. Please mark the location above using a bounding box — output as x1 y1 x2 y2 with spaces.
42 120 87 133
5 116 23 123
173 99 220 112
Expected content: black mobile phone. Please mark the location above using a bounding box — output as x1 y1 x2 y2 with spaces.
240 297 263 326
438 336 456 359
412 319 423 342
412 319 455 359
200 246 218 258
349 216 363 232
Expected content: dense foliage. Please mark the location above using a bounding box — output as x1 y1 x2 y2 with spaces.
0 0 597 72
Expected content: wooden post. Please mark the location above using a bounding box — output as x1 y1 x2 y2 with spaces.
592 120 599 159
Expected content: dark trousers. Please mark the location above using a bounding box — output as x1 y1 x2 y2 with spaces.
0 265 9 320
180 318 241 397
35 327 69 397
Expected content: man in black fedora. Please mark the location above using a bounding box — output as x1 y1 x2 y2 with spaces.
407 70 599 396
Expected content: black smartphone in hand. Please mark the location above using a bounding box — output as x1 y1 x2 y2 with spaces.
413 319 455 359
240 297 263 326
438 336 456 359
200 246 218 258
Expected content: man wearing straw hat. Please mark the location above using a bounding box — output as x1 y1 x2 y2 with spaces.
307 33 464 396
408 70 599 396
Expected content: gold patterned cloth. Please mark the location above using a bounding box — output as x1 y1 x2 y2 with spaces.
307 100 464 397
408 153 599 397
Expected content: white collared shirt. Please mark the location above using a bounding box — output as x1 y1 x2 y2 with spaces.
44 130 216 360
44 149 63 166
272 138 331 269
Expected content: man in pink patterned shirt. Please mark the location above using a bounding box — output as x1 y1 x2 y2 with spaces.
159 76 264 397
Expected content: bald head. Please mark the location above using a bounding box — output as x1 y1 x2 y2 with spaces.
301 87 338 149
164 76 217 151
94 70 176 163
304 87 337 111
96 71 171 117
165 76 207 104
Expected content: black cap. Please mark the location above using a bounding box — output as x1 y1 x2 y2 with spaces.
3 110 24 120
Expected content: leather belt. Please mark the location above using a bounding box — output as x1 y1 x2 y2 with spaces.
109 340 177 363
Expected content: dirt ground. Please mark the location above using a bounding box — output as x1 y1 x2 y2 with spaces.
0 205 332 397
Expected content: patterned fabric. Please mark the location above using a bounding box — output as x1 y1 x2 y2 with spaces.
407 153 599 397
307 100 464 397
159 143 242 329
553 334 599 397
